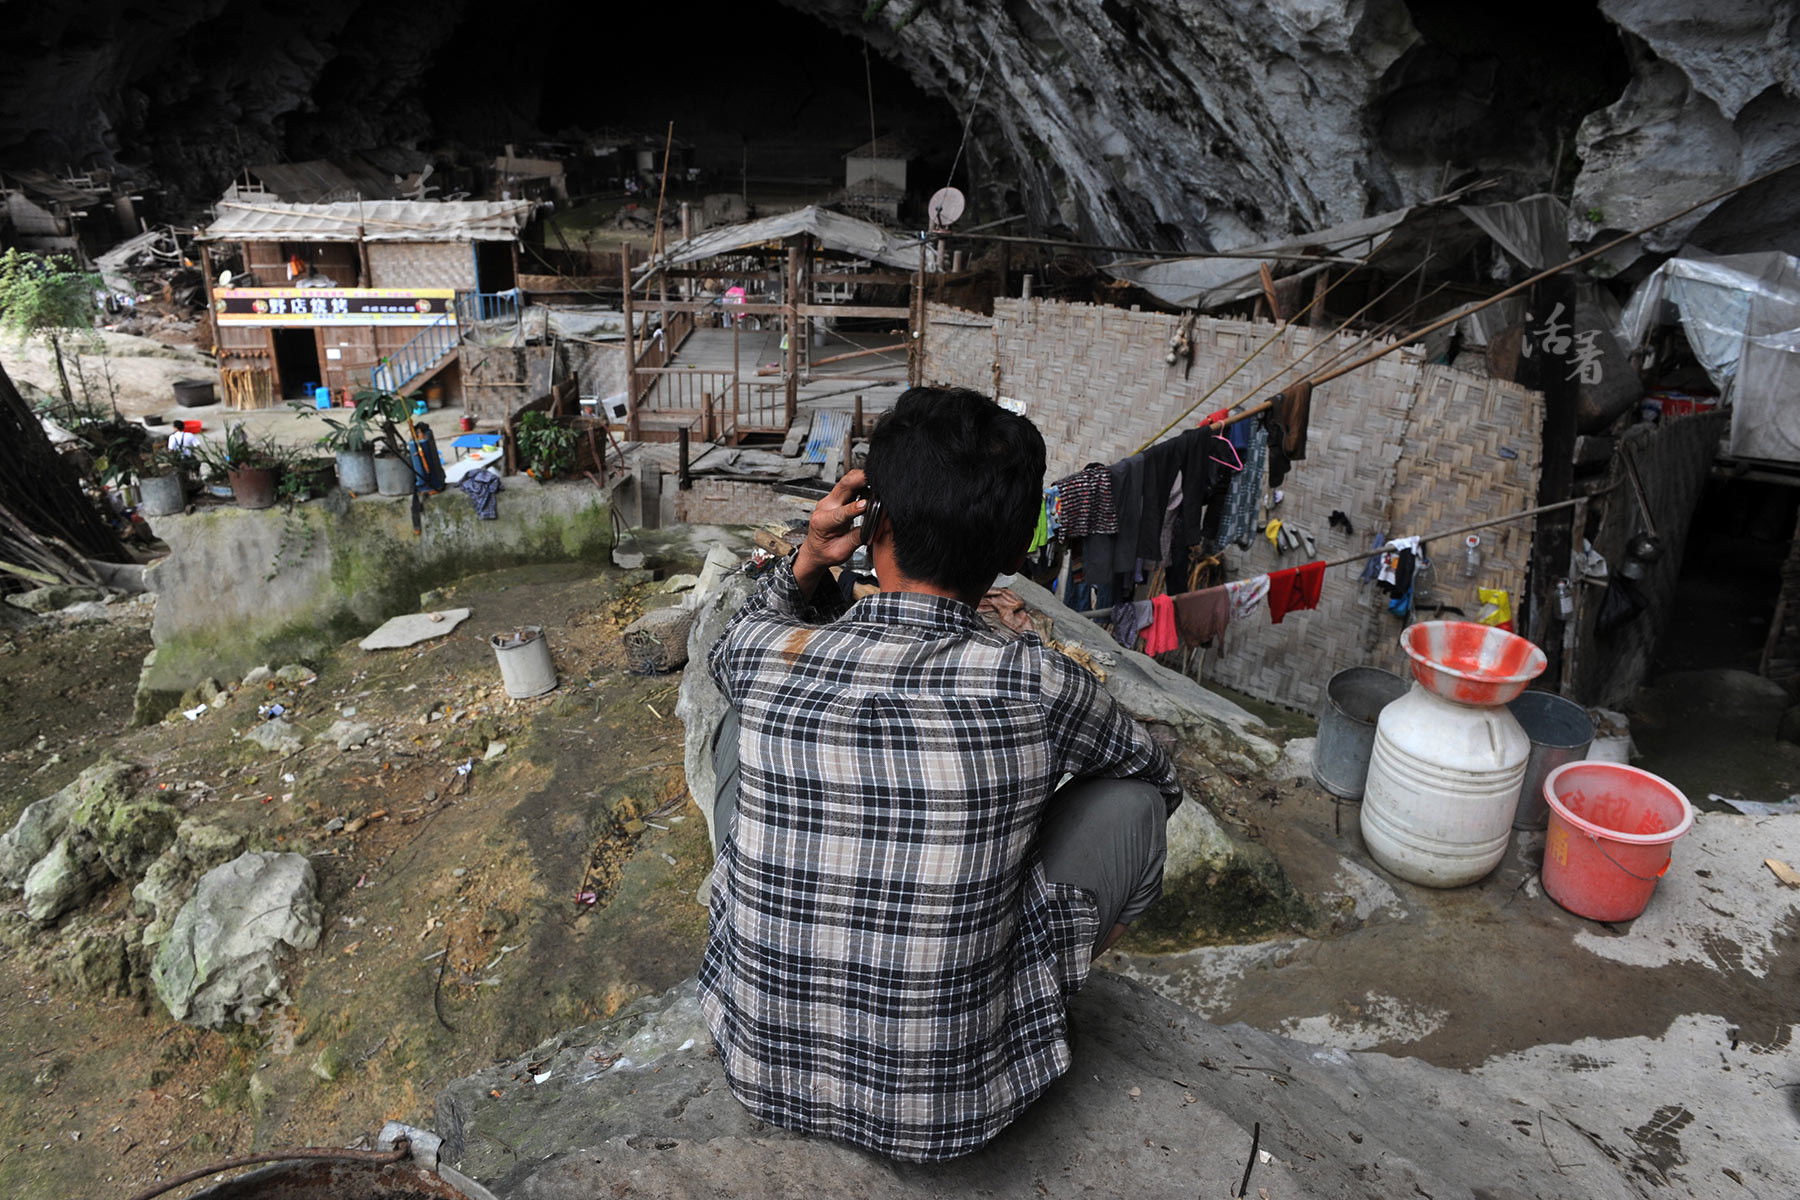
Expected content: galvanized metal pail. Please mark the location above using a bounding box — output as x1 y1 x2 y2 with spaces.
1312 666 1408 799
1506 690 1594 830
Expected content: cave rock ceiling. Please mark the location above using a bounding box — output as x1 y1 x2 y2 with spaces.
0 0 1793 253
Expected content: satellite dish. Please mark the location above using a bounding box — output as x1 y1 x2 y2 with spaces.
928 187 965 230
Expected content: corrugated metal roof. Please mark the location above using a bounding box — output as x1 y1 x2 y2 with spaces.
198 198 535 243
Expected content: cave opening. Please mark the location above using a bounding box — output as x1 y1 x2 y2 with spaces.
1379 0 1632 197
418 1 965 202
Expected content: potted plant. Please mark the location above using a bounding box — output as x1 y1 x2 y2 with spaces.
194 431 287 510
294 390 419 496
514 410 577 480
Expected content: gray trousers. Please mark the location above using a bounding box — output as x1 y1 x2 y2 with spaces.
709 710 1168 947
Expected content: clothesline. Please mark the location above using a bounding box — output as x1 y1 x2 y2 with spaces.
1081 487 1610 630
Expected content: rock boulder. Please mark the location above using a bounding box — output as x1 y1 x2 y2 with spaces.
151 851 322 1028
436 971 1640 1199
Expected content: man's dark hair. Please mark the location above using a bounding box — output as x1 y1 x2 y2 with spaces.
864 386 1047 601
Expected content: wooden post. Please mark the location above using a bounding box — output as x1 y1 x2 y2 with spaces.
679 202 692 302
677 427 691 490
197 241 220 352
1310 272 1329 329
1519 275 1580 682
853 394 863 439
910 240 926 387
621 241 639 440
785 242 800 427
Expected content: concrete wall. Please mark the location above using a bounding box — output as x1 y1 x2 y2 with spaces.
673 481 814 527
923 299 1544 712
366 241 478 291
136 481 611 719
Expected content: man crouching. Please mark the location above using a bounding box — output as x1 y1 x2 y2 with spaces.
699 386 1182 1161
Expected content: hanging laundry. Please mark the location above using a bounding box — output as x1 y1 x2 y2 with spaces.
1159 470 1186 567
1026 497 1050 553
1225 574 1271 623
1142 593 1179 656
1051 463 1117 539
1174 586 1231 648
1264 518 1283 547
1263 410 1293 488
1276 379 1313 460
1110 454 1146 578
1043 484 1062 543
1267 560 1326 624
1135 435 1185 561
1212 420 1267 552
1111 599 1152 650
1376 536 1424 591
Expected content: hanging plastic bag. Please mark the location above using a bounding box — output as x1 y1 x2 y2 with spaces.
1476 587 1512 629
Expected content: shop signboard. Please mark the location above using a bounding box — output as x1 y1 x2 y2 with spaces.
215 288 454 326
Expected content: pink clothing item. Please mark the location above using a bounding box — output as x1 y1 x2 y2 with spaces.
1142 594 1180 656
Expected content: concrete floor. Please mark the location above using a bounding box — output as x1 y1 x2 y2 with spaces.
1105 670 1800 1195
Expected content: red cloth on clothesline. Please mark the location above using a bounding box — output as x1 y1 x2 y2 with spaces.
1266 560 1325 624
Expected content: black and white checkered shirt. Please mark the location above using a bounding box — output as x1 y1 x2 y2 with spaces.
700 560 1181 1161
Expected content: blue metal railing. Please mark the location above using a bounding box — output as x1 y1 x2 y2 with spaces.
473 288 521 321
369 289 521 393
371 311 459 394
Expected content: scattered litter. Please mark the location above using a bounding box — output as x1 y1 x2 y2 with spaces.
452 867 467 878
1711 794 1800 817
344 816 367 834
421 948 447 962
182 704 207 721
574 890 598 906
533 1070 552 1084
1767 859 1800 888
483 741 508 761
324 817 345 832
264 703 286 718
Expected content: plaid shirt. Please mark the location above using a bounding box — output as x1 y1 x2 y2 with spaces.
700 560 1180 1161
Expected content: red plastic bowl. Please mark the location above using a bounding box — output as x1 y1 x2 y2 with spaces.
1401 620 1547 706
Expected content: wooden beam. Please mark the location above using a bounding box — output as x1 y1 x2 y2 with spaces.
628 300 912 319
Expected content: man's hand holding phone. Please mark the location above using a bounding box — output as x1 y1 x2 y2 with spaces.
793 469 870 599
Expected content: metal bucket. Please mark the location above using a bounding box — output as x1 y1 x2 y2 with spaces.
1506 690 1594 830
491 626 556 698
1312 666 1408 799
139 472 186 517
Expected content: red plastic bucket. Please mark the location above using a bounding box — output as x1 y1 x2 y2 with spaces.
1541 762 1694 922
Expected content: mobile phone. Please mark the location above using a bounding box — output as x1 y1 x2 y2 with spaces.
860 490 884 547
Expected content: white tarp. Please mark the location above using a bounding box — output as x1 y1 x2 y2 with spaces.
1105 208 1413 310
653 205 930 272
1618 250 1800 461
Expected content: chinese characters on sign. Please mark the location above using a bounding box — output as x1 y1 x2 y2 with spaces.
214 288 454 326
1521 301 1605 385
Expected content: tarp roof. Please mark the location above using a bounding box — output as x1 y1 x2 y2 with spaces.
198 198 535 243
652 205 927 271
1104 195 1528 311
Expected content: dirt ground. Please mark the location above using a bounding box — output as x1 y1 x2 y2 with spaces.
0 561 713 1199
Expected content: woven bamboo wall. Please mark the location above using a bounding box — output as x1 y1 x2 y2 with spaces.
923 299 1545 713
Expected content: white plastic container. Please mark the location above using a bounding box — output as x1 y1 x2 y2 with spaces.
1360 682 1530 887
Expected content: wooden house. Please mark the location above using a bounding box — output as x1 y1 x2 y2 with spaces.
195 196 536 405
